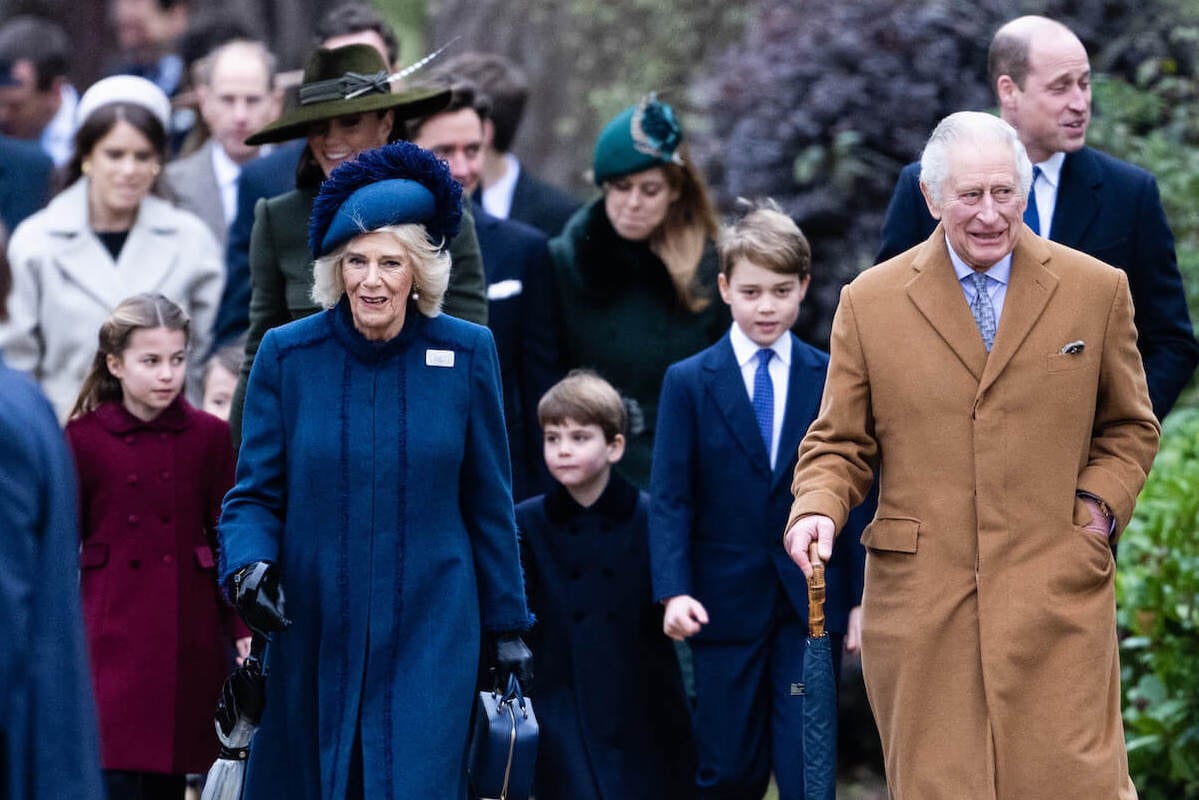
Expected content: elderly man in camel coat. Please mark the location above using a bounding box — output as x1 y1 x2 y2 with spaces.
784 111 1159 800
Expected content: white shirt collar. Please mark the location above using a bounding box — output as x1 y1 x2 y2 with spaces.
945 238 1013 287
481 152 521 219
41 83 78 167
729 321 792 367
1033 150 1066 190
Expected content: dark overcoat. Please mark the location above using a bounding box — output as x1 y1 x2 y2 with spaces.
516 475 694 800
0 356 104 799
219 300 531 800
549 198 729 487
65 397 237 774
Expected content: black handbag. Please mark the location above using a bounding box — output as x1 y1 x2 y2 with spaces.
467 674 538 800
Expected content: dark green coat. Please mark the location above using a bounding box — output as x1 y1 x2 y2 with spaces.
549 198 728 487
230 187 488 444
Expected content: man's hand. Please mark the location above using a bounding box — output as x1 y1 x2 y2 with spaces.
663 594 709 641
1079 495 1114 538
784 514 835 579
845 606 863 654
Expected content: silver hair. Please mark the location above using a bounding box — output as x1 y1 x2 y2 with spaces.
310 224 451 318
919 111 1033 205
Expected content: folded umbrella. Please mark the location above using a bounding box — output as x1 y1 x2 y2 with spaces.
802 542 836 800
201 632 268 800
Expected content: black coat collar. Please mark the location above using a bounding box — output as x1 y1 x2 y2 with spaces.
544 470 640 528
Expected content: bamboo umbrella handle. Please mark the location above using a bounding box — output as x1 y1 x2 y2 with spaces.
807 542 826 638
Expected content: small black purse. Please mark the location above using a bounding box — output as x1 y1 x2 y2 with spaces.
467 674 538 800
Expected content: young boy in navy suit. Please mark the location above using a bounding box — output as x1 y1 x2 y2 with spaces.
650 205 869 799
516 370 694 800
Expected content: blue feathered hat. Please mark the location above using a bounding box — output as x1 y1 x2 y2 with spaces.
309 141 463 258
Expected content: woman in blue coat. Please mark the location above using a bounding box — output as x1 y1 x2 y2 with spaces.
218 142 533 800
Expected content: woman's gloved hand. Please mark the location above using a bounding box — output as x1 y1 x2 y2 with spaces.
494 633 533 691
230 560 291 636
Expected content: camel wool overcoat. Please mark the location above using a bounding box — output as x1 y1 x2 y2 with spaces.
788 225 1160 800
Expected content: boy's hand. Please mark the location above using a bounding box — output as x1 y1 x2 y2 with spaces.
784 514 835 579
845 606 863 654
663 594 709 641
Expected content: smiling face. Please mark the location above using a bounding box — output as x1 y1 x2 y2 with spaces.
199 45 279 164
718 258 807 348
307 110 394 177
922 139 1027 271
997 27 1090 164
106 326 188 421
85 118 159 229
602 166 678 241
543 418 623 502
340 230 415 341
411 107 485 195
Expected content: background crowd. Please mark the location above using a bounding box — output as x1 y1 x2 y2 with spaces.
1 1 1198 799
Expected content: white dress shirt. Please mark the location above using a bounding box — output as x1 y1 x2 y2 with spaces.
947 240 1013 327
211 143 242 227
729 322 790 469
1029 151 1065 240
481 152 521 220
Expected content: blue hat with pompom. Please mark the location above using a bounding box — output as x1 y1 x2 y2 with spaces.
592 93 685 185
309 140 463 258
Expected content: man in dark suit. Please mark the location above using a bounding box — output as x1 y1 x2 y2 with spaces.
442 52 578 239
408 81 562 500
877 15 1198 418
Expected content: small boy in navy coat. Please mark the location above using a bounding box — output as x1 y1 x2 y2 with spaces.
650 205 870 799
516 370 694 800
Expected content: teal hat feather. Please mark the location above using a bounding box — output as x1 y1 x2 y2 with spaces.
592 93 685 185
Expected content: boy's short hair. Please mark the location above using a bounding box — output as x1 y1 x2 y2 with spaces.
538 369 627 442
718 201 811 280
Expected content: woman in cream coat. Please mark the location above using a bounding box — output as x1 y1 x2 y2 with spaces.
1 76 222 421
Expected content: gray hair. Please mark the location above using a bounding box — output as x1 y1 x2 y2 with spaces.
919 111 1033 205
310 224 451 318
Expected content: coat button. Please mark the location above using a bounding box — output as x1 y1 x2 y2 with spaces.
163 554 174 565
160 471 172 481
601 567 615 579
129 559 141 569
161 514 172 524
126 473 139 485
570 570 582 580
124 435 135 444
128 514 139 526
572 610 586 623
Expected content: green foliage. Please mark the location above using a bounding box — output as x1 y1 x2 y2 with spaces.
1117 409 1199 798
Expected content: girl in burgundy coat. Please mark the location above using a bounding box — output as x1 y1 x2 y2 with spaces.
65 294 243 800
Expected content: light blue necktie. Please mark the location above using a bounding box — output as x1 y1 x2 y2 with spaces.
1024 165 1042 235
970 272 997 351
753 349 774 459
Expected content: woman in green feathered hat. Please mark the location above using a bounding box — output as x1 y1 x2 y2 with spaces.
548 94 729 488
228 42 490 444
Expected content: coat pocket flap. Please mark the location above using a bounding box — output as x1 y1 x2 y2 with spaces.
193 545 216 569
80 542 109 569
861 518 919 553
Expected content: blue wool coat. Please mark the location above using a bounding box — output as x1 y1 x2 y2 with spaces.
219 299 531 800
0 355 104 800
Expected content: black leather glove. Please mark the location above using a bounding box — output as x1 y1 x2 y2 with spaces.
494 633 533 691
230 561 291 636
215 654 267 736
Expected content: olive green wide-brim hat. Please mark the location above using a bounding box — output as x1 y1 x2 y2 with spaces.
245 44 451 146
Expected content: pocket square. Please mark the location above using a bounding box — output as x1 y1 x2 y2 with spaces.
1059 340 1085 355
487 279 523 301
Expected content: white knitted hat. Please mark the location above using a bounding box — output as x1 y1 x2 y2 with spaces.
75 75 171 131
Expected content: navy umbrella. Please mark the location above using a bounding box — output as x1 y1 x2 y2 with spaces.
802 543 836 800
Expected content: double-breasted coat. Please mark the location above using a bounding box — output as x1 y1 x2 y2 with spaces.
1 179 224 420
66 397 237 774
219 300 531 800
788 226 1160 800
516 474 694 800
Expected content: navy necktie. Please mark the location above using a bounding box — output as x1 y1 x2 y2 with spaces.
753 348 774 461
1024 165 1042 235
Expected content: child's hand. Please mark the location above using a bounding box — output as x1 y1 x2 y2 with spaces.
663 595 709 641
845 606 863 654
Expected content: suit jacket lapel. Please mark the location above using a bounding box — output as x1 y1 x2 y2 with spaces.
905 225 988 382
978 232 1058 396
704 337 772 477
773 334 822 489
1049 147 1101 250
